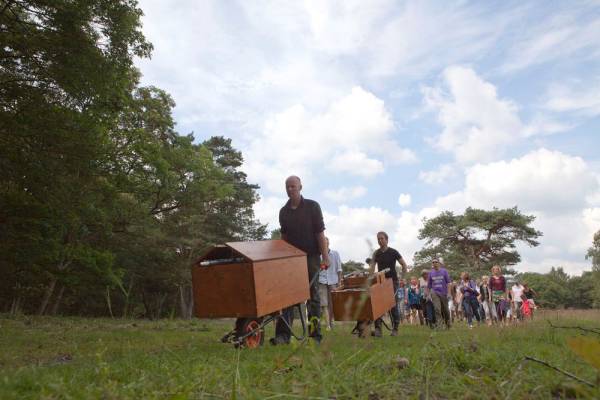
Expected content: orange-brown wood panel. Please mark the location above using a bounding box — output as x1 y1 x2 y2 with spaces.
369 278 396 320
253 256 310 316
331 277 396 321
331 289 372 321
192 263 257 318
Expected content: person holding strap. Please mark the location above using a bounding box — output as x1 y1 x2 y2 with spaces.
368 231 408 337
271 175 329 345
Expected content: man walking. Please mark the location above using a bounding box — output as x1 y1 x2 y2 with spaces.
271 175 329 345
318 237 342 330
369 231 408 337
426 258 452 329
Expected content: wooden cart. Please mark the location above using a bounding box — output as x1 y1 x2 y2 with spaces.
331 270 395 321
192 240 310 348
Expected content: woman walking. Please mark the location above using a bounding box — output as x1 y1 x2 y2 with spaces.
459 272 481 328
479 275 496 325
407 276 424 325
489 265 509 325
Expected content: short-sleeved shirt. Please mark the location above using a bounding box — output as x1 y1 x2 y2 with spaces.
428 267 451 296
279 196 325 255
318 249 342 285
373 247 403 281
511 285 524 303
489 276 506 292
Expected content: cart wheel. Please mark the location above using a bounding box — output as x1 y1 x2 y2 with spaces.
236 318 264 349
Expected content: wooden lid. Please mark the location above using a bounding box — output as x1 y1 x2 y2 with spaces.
226 240 306 261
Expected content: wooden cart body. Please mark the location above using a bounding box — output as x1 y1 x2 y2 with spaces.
331 271 395 321
192 240 310 319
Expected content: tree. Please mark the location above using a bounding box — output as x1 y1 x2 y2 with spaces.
0 0 151 315
585 230 600 307
415 207 542 277
342 261 366 274
586 230 600 272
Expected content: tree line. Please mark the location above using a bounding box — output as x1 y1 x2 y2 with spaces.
0 0 266 318
2 1 598 318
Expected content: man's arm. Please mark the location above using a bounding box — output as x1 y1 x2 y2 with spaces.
368 251 377 274
397 254 408 278
317 231 329 266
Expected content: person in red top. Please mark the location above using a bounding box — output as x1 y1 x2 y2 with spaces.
489 265 509 325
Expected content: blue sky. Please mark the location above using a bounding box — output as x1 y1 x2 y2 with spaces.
135 0 600 274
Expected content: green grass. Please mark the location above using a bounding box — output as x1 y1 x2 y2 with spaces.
1 311 600 399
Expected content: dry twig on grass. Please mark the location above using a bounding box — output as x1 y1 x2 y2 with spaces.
523 356 595 388
546 320 600 335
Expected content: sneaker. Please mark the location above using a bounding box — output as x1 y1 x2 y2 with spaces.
390 328 398 337
468 324 473 329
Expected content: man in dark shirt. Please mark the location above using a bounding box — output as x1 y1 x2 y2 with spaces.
271 175 329 344
369 231 407 337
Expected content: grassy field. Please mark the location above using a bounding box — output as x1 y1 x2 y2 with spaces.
1 311 600 399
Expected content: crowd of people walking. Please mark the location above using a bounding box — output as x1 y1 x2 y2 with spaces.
394 263 538 330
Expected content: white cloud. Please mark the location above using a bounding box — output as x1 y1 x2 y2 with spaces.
329 151 385 177
501 12 600 73
253 195 286 230
544 79 600 117
432 149 600 275
398 193 412 207
424 66 573 164
243 87 414 192
366 2 509 78
423 66 524 164
323 186 367 203
419 164 457 184
324 206 397 262
463 148 596 213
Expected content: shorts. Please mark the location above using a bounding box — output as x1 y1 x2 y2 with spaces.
318 283 333 307
410 303 421 310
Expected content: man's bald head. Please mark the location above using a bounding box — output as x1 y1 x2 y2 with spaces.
285 175 302 201
285 175 301 185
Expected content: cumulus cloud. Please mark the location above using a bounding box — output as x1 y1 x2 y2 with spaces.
431 149 600 274
323 186 368 203
423 66 524 164
424 66 573 164
324 206 397 262
398 194 412 207
419 164 457 184
243 87 415 192
253 195 286 230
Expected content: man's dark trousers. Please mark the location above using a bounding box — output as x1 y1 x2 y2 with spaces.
275 254 322 341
